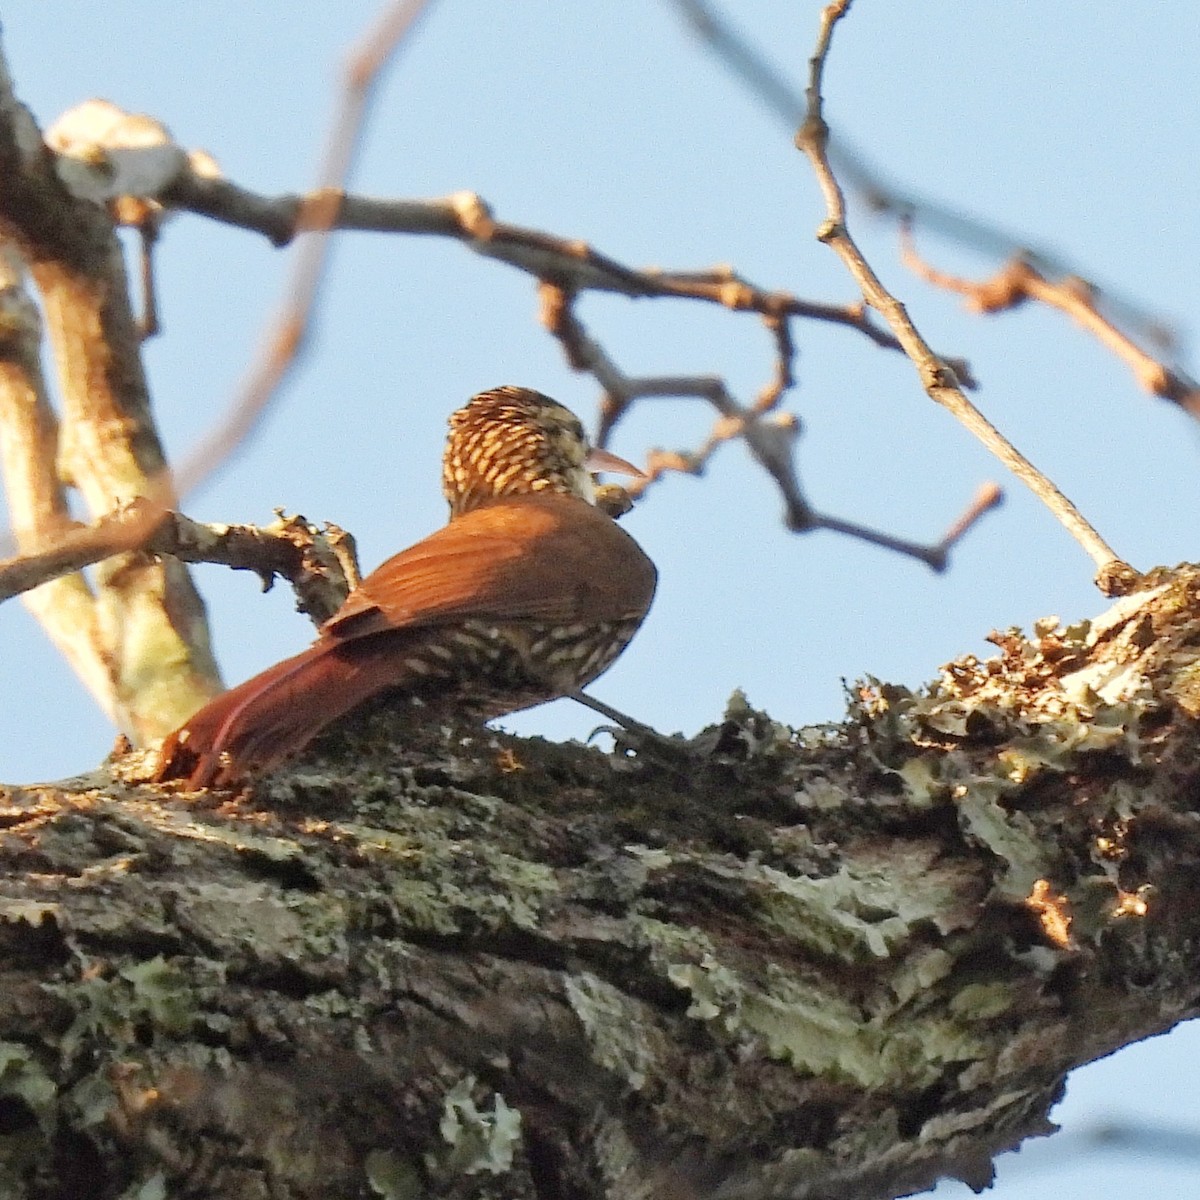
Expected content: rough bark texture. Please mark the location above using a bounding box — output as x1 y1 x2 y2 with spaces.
3 567 1200 1199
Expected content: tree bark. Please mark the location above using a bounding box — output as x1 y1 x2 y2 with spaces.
3 567 1200 1199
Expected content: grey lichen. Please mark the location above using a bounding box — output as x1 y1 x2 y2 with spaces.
666 956 989 1091
52 955 199 1059
737 859 938 961
117 1174 167 1200
0 1041 57 1130
951 779 1049 899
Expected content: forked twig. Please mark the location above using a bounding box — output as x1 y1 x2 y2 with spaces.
540 282 1000 570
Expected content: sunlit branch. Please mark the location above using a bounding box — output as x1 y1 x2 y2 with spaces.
794 0 1135 596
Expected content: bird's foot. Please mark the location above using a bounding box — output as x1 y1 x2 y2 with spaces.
566 691 690 764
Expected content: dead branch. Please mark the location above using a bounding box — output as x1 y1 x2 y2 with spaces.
162 169 975 378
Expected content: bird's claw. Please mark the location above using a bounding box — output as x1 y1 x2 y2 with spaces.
568 691 691 764
592 721 691 765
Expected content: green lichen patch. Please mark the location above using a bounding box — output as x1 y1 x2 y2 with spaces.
665 955 988 1091
951 780 1048 900
118 1174 168 1200
380 836 558 939
52 954 202 1059
429 1075 523 1179
563 971 663 1091
744 859 945 961
364 1148 424 1199
0 1041 56 1130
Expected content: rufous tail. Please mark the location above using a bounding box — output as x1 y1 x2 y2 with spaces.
155 635 417 788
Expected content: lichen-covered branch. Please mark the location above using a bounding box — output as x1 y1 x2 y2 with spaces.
0 504 359 626
2 566 1200 1199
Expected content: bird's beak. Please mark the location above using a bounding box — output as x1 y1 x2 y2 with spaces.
585 446 646 479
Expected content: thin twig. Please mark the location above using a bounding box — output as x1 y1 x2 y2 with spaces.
795 1 1136 597
899 228 1200 415
539 282 815 519
668 0 1184 362
936 482 1004 554
540 281 992 571
135 218 161 339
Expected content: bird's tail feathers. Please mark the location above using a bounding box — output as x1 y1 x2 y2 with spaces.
156 637 407 788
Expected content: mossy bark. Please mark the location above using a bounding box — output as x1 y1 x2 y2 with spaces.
4 567 1200 1200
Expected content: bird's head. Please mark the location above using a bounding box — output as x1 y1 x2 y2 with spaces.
442 386 641 516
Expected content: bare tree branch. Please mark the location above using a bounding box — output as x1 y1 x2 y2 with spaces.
794 0 1135 596
161 170 977 383
899 227 1200 415
668 0 1187 368
0 244 116 716
0 34 221 741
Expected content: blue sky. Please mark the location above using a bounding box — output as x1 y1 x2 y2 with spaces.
2 4 1198 1195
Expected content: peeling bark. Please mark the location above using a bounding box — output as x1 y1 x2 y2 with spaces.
3 567 1200 1199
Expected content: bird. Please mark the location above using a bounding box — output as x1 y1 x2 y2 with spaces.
155 386 657 788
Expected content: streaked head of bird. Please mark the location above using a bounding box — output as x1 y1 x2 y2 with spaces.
442 386 641 517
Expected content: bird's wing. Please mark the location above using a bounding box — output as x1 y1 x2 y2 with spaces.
323 495 656 643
